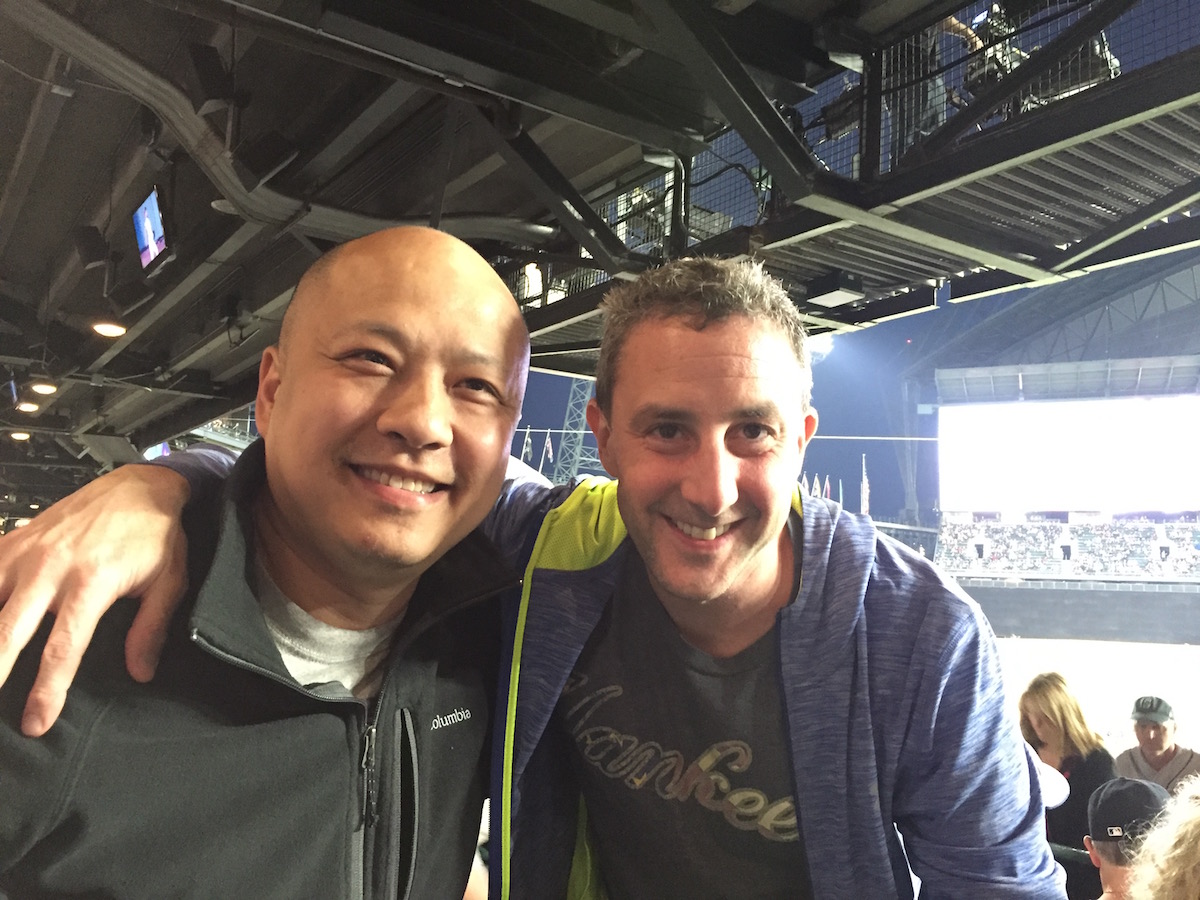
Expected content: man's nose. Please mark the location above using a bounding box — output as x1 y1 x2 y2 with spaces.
376 373 453 450
678 438 739 517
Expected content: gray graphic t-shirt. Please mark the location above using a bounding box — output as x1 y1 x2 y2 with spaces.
558 525 812 899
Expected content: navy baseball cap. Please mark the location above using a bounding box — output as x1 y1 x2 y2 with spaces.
1088 777 1170 842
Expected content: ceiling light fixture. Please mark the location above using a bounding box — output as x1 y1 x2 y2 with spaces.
10 432 31 441
804 270 866 308
93 320 128 338
29 380 57 395
15 400 38 413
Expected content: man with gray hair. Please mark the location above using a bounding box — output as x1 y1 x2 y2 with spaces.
1114 696 1200 794
0 256 1064 898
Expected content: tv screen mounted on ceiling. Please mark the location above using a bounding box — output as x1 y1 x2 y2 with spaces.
133 186 174 278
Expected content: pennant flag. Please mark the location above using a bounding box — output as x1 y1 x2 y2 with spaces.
521 427 533 461
543 432 554 463
860 454 870 516
811 473 823 498
800 473 810 496
838 478 844 506
823 475 831 499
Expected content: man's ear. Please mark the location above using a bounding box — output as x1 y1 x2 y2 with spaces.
802 407 819 446
254 346 282 438
585 398 618 477
1083 836 1101 870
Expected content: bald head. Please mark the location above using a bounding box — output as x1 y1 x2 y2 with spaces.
279 227 528 368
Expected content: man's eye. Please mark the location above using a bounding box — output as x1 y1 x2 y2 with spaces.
461 377 501 399
650 423 681 440
351 349 390 366
740 423 774 440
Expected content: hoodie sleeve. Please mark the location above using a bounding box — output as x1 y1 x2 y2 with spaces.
887 569 1067 900
482 477 574 571
145 444 237 502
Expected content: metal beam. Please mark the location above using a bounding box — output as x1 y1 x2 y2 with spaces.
524 280 612 337
0 50 69 260
531 340 600 357
319 0 711 155
779 185 1060 281
632 0 820 202
1047 176 1200 272
143 0 509 121
523 0 828 89
471 107 649 278
1068 215 1200 273
132 375 259 447
291 80 422 186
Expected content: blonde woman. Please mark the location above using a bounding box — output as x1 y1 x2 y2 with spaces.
1020 672 1115 899
1126 774 1200 900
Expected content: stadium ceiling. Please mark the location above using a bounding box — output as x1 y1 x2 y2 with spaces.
1 0 1200 509
906 243 1200 379
935 354 1200 403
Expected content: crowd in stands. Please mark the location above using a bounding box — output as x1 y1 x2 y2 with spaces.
936 521 1200 581
1018 679 1200 900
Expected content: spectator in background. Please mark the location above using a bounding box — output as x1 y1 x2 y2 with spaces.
1084 777 1170 899
1114 696 1200 794
888 15 983 164
1021 672 1116 900
1125 775 1200 900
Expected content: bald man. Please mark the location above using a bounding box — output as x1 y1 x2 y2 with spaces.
0 227 530 899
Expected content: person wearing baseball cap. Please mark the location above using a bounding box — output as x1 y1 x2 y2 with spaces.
1084 777 1170 899
1114 697 1200 794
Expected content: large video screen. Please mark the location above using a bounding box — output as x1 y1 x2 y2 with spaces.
938 395 1200 513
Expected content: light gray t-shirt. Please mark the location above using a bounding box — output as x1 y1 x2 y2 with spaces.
255 563 402 699
559 521 812 899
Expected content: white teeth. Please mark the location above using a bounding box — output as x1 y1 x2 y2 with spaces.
673 519 732 540
359 467 436 494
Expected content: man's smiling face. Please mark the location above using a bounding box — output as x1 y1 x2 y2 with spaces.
587 313 817 616
255 228 528 596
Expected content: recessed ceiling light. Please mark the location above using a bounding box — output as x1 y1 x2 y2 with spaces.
28 503 40 510
29 381 57 395
10 432 31 441
15 401 39 413
12 518 31 528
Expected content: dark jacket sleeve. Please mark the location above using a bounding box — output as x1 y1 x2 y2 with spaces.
0 604 138 882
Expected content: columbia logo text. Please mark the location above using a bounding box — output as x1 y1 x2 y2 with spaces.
431 708 472 730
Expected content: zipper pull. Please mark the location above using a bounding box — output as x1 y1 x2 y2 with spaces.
361 722 378 826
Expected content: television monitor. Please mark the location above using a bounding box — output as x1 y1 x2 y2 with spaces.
132 186 174 278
